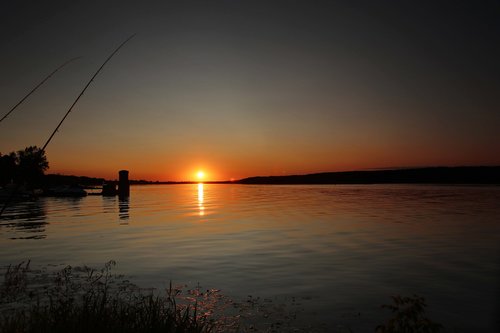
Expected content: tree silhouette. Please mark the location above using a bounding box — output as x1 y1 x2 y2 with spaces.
0 146 48 188
0 152 17 186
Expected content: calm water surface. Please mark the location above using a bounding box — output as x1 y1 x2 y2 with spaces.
1 184 499 331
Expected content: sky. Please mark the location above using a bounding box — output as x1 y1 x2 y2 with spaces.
1 0 499 181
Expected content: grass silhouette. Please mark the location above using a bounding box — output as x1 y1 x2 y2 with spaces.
0 261 236 333
1 261 444 332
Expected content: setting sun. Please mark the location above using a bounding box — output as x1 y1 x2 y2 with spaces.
196 171 205 180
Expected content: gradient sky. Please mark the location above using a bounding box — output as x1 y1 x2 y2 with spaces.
1 0 499 181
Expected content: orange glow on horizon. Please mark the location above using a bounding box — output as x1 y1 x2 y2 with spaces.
45 144 500 182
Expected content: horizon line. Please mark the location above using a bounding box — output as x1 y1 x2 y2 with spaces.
47 165 500 183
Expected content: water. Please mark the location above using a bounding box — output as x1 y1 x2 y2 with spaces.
1 184 499 331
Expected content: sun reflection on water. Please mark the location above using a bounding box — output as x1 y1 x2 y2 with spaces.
197 183 204 216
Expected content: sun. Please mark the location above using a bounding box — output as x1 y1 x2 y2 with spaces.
196 170 205 180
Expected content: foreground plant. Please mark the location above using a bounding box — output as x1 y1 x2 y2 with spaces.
376 295 442 333
0 261 235 333
0 260 31 302
1 262 446 332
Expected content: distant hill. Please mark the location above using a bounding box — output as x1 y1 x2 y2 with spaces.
236 166 500 185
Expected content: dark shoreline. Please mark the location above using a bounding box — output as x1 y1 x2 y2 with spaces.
236 166 500 185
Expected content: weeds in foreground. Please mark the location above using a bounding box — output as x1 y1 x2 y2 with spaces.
0 260 31 302
1 261 444 333
376 295 442 333
0 261 235 333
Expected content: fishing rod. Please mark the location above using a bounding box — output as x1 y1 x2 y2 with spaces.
0 57 80 124
1 35 135 217
42 34 135 151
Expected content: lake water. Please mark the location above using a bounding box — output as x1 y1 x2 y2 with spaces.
1 184 499 332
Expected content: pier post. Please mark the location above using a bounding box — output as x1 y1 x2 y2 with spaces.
118 170 130 197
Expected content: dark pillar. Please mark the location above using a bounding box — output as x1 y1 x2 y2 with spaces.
118 170 130 197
